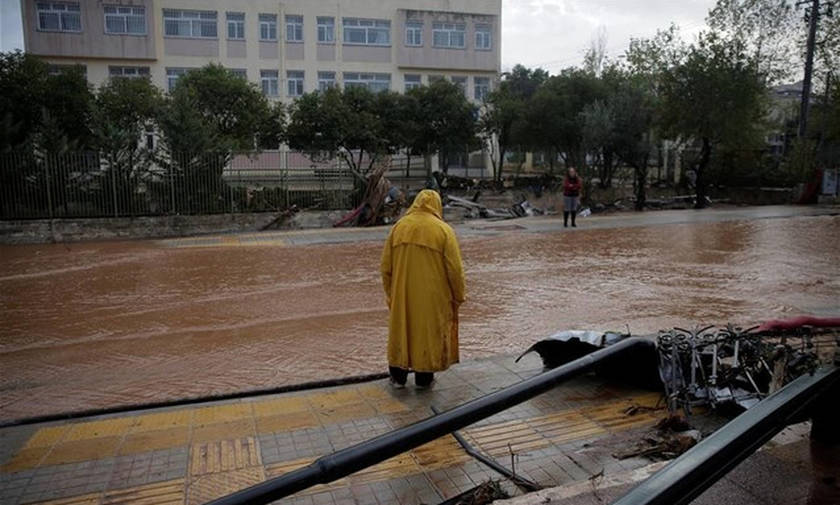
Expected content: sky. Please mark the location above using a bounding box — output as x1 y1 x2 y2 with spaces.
1 0 718 70
501 0 717 72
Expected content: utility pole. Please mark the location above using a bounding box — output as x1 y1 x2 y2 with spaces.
797 0 820 139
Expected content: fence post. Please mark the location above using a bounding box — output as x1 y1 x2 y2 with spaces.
44 155 54 219
169 159 176 215
111 158 119 218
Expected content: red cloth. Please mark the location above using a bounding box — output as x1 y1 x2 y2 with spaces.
757 316 840 332
563 176 582 197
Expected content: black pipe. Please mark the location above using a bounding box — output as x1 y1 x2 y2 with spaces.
0 373 388 429
207 337 648 505
430 405 541 493
611 364 840 505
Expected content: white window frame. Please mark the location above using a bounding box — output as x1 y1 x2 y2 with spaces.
226 12 245 40
318 71 336 91
37 2 82 33
317 17 334 43
474 77 490 101
433 22 465 49
261 70 279 96
342 18 390 46
287 71 304 97
166 67 191 92
404 74 421 92
475 24 492 50
286 15 303 42
451 76 467 94
104 5 145 35
343 72 391 93
259 14 277 41
109 66 150 78
163 9 217 39
405 21 422 47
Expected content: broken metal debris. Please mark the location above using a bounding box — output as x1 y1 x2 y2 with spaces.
518 321 835 416
444 194 546 221
437 480 510 505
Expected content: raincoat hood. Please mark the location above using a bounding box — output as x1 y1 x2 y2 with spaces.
407 190 443 219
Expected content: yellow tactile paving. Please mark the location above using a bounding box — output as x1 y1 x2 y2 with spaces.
0 446 50 472
31 492 101 505
64 417 137 442
189 437 261 476
251 396 311 417
254 411 319 433
41 436 122 466
351 452 422 483
131 410 194 432
193 403 254 424
316 402 378 425
306 388 365 410
102 478 184 505
191 419 255 444
119 427 191 456
410 436 471 470
187 467 265 505
22 425 72 449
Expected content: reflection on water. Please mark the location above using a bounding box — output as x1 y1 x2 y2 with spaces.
0 215 838 420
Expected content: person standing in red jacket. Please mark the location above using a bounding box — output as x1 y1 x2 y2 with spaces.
563 167 583 227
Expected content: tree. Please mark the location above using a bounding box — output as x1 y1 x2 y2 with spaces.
478 65 548 182
93 75 163 214
659 32 769 208
286 85 393 183
409 79 477 174
157 64 280 213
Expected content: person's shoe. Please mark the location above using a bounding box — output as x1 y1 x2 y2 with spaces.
415 380 435 390
572 223 577 227
389 378 406 389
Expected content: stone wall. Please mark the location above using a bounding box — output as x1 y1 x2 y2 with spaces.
0 211 346 245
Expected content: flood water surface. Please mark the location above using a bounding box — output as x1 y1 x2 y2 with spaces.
1 214 838 420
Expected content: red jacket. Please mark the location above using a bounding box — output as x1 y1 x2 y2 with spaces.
563 176 582 197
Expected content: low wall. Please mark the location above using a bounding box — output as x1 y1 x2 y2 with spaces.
0 211 346 245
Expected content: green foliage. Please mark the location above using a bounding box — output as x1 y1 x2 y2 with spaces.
409 79 478 171
659 32 769 207
0 50 94 153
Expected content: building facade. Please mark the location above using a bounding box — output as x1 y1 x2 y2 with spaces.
21 0 501 103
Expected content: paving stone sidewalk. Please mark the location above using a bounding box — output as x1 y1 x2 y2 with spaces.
0 350 825 505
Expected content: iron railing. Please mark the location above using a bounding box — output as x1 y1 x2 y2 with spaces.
0 150 489 220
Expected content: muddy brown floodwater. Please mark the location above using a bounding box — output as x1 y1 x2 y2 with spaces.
1 214 838 421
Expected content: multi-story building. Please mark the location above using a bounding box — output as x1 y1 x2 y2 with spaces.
21 0 501 104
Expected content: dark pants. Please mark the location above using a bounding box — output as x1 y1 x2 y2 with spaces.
389 366 434 387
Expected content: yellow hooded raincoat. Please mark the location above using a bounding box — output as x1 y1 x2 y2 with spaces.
381 190 466 372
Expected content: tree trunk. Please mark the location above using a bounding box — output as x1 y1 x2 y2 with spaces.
695 137 711 209
497 145 506 183
602 150 614 189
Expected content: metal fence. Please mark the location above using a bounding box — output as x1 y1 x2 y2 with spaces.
0 150 489 220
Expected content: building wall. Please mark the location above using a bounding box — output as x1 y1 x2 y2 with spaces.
22 0 501 102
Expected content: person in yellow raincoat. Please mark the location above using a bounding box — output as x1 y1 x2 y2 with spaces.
381 189 466 388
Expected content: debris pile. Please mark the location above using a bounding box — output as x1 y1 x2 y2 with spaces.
444 193 548 220
614 417 702 461
439 480 510 505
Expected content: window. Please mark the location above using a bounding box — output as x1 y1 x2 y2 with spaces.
405 21 422 46
318 71 336 91
317 17 334 43
474 77 490 101
261 70 279 96
342 18 390 46
475 24 491 50
433 22 465 48
452 76 467 93
286 15 303 42
104 5 145 34
287 71 304 96
163 9 217 38
37 2 81 32
109 66 150 78
428 75 445 84
343 72 390 93
259 14 277 41
227 12 244 39
230 68 247 79
48 64 86 76
404 74 421 92
166 68 190 91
